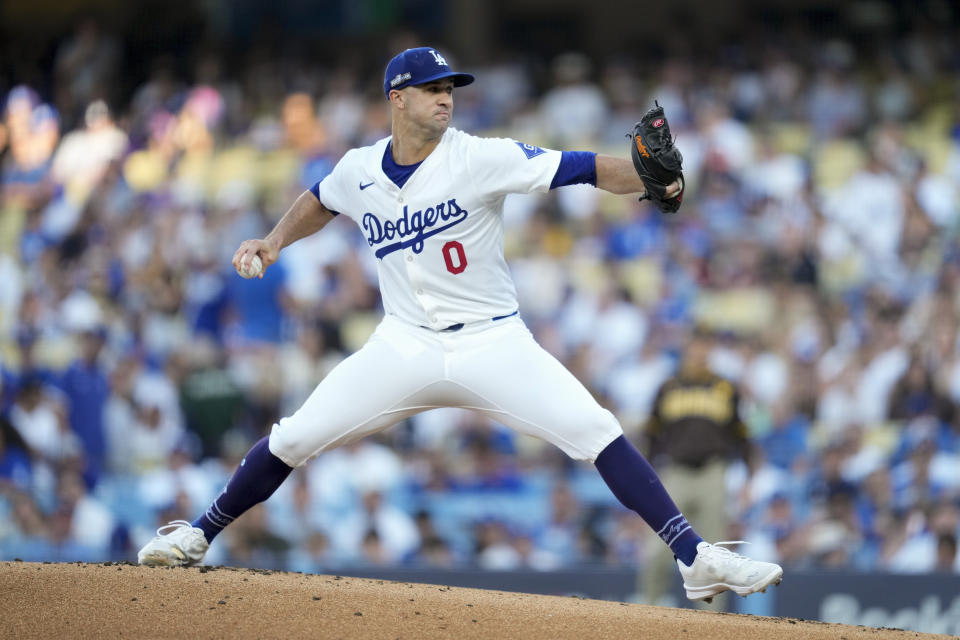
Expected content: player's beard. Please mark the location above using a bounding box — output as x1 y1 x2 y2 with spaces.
429 104 451 129
417 113 449 140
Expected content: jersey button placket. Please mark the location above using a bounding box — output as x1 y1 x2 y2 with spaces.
397 191 434 324
403 248 431 320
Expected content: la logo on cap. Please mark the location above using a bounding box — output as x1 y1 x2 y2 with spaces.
430 50 448 66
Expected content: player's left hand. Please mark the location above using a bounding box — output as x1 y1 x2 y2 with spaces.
629 102 685 214
665 178 683 199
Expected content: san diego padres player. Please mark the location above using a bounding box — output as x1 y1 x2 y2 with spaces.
138 47 783 602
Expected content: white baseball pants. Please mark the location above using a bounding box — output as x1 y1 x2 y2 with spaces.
268 314 624 467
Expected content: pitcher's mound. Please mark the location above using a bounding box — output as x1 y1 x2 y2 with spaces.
0 561 949 639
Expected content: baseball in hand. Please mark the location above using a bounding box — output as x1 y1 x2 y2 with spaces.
238 255 263 279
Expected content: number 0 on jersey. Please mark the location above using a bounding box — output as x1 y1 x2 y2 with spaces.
442 241 467 274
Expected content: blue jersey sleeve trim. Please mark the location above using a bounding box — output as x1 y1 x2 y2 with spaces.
550 151 597 189
309 181 339 216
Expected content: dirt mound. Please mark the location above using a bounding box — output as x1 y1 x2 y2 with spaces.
0 561 948 639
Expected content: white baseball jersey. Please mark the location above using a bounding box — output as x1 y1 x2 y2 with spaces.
268 127 621 469
315 127 562 330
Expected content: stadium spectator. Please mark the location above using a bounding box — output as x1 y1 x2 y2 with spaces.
334 490 420 564
641 330 748 605
540 53 609 146
52 18 119 125
223 503 290 568
56 328 110 487
54 468 115 554
0 416 32 491
9 379 80 466
410 509 456 568
50 100 127 210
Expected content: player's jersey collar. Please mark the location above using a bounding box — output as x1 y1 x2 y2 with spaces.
378 128 456 192
382 141 424 189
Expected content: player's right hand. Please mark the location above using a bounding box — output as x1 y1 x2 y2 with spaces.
232 237 280 279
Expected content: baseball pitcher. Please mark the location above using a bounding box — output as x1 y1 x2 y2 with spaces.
138 47 782 603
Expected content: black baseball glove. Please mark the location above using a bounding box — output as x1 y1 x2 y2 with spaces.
629 102 684 213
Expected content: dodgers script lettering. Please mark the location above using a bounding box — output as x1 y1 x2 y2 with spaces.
362 198 469 259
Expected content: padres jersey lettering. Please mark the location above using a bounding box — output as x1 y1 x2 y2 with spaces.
659 381 736 424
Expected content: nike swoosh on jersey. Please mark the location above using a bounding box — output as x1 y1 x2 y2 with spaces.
359 181 375 190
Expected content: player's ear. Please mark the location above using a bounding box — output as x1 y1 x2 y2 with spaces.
388 89 405 109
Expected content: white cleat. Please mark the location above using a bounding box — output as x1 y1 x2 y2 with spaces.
676 541 783 603
137 520 209 567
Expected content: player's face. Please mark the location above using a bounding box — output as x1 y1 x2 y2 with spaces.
402 78 454 136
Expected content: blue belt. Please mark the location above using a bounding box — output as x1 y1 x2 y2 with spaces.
433 310 518 332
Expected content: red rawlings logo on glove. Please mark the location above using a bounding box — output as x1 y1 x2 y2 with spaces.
652 118 664 128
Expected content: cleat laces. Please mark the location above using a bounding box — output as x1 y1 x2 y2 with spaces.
155 519 194 536
707 541 749 558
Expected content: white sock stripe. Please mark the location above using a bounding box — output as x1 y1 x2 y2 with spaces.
211 502 235 522
205 512 230 527
656 514 684 537
666 524 692 547
205 503 233 527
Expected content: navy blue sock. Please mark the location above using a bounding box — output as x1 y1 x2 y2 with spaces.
595 435 703 566
192 436 293 543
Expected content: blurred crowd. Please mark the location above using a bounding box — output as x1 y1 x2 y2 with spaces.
2 18 960 589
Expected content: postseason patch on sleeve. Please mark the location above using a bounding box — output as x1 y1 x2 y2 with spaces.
515 141 546 159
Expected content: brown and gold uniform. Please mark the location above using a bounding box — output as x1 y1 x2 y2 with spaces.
641 371 748 605
646 374 747 469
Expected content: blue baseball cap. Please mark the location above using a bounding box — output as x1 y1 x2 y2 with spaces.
383 47 474 97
